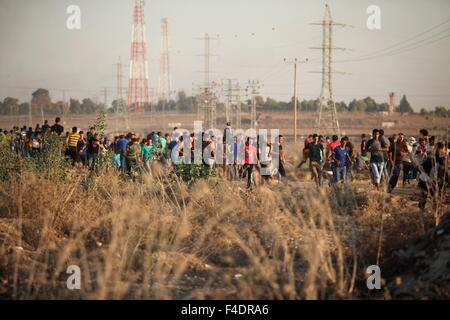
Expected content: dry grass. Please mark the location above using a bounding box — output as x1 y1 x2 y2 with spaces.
0 154 441 300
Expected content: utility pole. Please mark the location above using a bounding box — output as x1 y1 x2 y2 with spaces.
310 4 348 135
28 98 32 128
235 82 242 129
103 87 108 109
225 79 232 124
62 90 67 128
284 58 308 143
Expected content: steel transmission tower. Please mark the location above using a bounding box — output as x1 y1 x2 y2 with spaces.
128 0 150 113
311 4 347 135
158 17 172 102
235 83 242 129
115 57 129 130
225 79 233 124
221 79 243 128
196 33 218 129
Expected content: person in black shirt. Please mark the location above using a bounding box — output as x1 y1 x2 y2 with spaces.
50 117 64 136
418 142 449 210
309 134 324 188
87 133 103 170
278 135 286 178
42 120 50 133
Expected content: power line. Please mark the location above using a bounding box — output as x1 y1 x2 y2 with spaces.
350 18 450 59
336 18 450 63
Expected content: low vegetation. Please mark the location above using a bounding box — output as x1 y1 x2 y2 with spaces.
0 141 446 299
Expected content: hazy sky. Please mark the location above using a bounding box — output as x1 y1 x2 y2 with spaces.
1 0 449 110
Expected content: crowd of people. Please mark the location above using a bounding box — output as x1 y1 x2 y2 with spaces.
0 117 448 208
0 119 284 188
297 128 449 209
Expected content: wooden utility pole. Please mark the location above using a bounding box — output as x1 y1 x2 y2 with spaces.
28 98 32 128
284 58 307 143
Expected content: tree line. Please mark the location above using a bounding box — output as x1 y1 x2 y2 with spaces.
1 88 448 117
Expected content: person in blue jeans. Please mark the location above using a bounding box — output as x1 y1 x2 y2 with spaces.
332 138 353 183
116 134 129 172
366 129 389 191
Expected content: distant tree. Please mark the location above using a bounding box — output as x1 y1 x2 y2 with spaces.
348 99 367 112
335 101 348 112
32 88 53 115
263 97 278 110
255 96 265 107
377 103 389 112
111 98 127 114
81 98 97 114
167 99 177 111
1 97 19 115
420 108 428 115
363 96 377 112
69 98 81 114
53 101 65 115
300 99 318 112
176 90 196 113
97 103 108 113
18 102 30 114
287 96 301 111
434 106 450 117
155 100 165 112
397 95 413 114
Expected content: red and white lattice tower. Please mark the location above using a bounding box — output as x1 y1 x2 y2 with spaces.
128 0 150 113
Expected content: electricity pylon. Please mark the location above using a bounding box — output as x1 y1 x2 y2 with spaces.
128 0 150 113
196 33 218 129
311 4 348 135
158 17 172 102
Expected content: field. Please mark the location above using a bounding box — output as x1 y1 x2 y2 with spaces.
0 111 449 299
1 111 449 139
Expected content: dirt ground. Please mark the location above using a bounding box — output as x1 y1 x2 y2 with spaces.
1 111 448 141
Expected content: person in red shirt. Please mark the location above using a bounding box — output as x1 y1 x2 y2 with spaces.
297 134 312 169
243 136 258 189
326 135 340 161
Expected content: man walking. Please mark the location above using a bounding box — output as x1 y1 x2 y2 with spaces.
387 133 410 193
67 127 81 166
332 138 352 183
366 129 389 190
309 134 324 188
